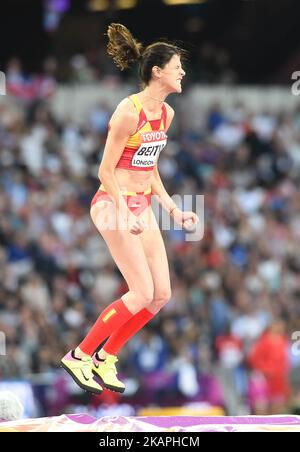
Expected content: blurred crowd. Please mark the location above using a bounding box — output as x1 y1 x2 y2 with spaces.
1 83 300 417
4 38 238 104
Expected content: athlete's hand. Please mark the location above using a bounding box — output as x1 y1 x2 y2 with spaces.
128 217 146 235
172 208 199 231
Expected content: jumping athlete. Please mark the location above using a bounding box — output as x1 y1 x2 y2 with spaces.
61 23 199 394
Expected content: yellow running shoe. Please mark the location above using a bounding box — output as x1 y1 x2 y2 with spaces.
92 354 125 393
61 351 103 395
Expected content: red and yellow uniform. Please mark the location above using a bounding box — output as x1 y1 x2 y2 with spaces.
116 93 167 171
91 94 168 215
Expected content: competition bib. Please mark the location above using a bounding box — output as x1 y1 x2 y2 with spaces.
132 131 167 168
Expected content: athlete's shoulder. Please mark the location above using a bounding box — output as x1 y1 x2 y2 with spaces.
163 101 175 119
109 97 139 134
115 96 137 119
163 102 175 132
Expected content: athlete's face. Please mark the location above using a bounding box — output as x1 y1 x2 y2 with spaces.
155 54 186 93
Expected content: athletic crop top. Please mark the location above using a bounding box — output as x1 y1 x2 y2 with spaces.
116 94 168 171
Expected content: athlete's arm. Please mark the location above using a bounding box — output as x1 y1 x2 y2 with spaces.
151 104 178 214
98 99 138 217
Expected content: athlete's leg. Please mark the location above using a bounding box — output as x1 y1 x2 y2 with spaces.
77 200 154 356
91 199 154 310
140 207 172 313
102 207 171 357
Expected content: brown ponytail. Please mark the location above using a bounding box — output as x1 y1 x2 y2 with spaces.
107 23 143 71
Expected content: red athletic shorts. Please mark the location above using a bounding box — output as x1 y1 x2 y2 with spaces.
91 184 152 217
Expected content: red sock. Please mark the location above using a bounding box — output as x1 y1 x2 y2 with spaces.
103 308 154 356
79 298 133 355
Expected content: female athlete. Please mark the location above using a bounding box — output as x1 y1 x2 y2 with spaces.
61 23 199 394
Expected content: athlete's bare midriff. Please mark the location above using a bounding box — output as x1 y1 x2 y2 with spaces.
113 167 154 192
